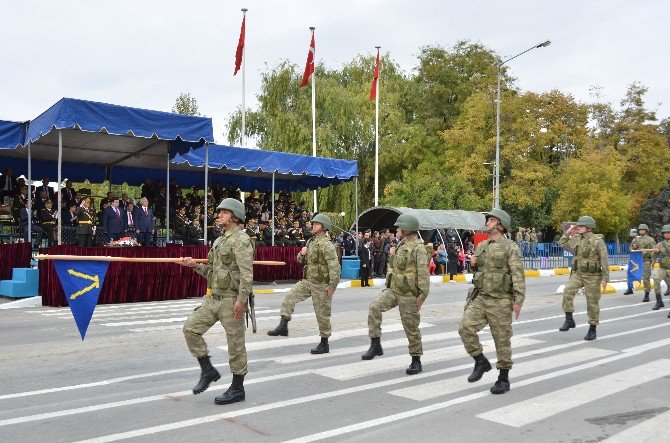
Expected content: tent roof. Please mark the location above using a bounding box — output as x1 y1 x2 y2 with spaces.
357 206 486 231
171 144 358 192
0 120 25 149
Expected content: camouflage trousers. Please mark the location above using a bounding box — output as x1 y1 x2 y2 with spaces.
459 294 513 370
562 272 602 326
368 288 422 356
280 280 332 338
642 259 652 291
654 268 670 296
183 296 248 376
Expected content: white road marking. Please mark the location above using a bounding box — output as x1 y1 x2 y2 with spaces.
100 312 308 327
477 359 670 427
389 347 617 401
604 409 670 442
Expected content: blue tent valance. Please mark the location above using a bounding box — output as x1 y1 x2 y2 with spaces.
171 144 359 192
0 120 26 150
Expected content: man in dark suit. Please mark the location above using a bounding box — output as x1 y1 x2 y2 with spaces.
35 178 55 202
135 197 154 246
60 180 76 204
19 207 44 248
0 168 18 199
359 237 372 287
102 197 127 243
34 190 50 214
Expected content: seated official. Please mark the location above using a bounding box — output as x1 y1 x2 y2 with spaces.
18 207 45 247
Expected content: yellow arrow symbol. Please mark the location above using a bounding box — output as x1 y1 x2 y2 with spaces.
67 269 100 300
630 262 639 272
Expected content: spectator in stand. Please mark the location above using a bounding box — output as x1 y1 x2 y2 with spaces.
102 197 127 243
435 244 447 275
19 206 44 248
344 230 357 256
124 202 136 238
0 167 18 198
135 197 154 246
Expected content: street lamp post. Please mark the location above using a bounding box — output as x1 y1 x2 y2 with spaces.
494 40 551 209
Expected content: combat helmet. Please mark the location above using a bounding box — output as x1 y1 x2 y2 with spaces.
576 215 596 229
394 214 420 231
661 224 670 233
216 198 246 221
311 213 332 230
485 208 512 231
637 224 649 231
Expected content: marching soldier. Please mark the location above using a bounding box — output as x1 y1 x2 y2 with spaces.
630 224 656 301
76 198 95 247
361 214 429 375
652 224 670 313
180 198 254 405
458 209 525 394
267 214 341 354
558 216 609 341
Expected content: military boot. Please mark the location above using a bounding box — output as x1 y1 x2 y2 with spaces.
214 374 245 405
584 325 597 341
490 369 510 394
652 293 665 310
623 287 634 295
310 337 329 354
468 353 492 382
558 312 576 331
642 291 650 302
267 316 289 336
406 356 422 375
192 355 221 395
361 337 383 360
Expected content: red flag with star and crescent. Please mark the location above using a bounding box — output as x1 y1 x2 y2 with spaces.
234 15 246 76
299 32 315 88
370 50 380 100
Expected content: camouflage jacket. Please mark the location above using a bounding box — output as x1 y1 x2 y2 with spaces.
560 232 609 281
632 234 656 261
386 234 430 301
471 237 526 307
298 233 341 291
194 225 254 303
654 240 670 269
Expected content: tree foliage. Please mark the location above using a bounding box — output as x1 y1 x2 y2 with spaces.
172 93 201 116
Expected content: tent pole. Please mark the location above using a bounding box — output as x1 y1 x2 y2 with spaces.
57 130 63 245
271 172 275 246
355 177 359 238
204 142 208 245
166 142 170 244
27 141 32 245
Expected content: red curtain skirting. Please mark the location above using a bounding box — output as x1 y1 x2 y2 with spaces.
39 245 303 307
0 243 32 281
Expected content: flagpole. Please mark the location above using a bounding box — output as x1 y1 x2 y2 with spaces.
374 46 380 207
310 26 317 213
241 8 247 148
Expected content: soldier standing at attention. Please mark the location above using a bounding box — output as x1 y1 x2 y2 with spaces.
180 198 254 405
651 224 670 313
458 209 525 394
267 214 341 354
557 216 609 341
361 214 429 375
630 224 656 302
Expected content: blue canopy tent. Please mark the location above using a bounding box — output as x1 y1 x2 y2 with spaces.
0 98 215 243
172 144 359 245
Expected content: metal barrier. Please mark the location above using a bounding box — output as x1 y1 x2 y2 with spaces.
519 242 630 269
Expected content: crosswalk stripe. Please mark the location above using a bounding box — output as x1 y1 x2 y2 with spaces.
604 409 670 442
314 337 543 381
477 359 670 427
79 309 279 322
389 347 617 401
38 300 203 315
99 312 304 327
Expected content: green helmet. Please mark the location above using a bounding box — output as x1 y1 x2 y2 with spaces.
394 214 420 231
216 198 246 221
637 224 649 231
485 208 511 231
662 224 670 233
311 213 332 230
576 215 596 229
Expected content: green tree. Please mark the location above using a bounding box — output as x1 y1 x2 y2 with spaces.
639 178 670 233
172 93 201 116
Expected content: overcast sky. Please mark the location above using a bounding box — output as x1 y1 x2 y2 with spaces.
1 0 668 145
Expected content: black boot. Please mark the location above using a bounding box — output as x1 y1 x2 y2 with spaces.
623 287 634 295
652 293 665 310
361 337 383 360
558 312 576 331
490 369 510 394
467 353 492 382
311 337 330 354
192 355 221 395
406 356 422 375
267 316 289 337
584 325 597 341
214 374 245 405
643 291 650 302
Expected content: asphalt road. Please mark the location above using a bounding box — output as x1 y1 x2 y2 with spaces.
1 271 669 442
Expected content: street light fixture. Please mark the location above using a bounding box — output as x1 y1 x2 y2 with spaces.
494 40 551 209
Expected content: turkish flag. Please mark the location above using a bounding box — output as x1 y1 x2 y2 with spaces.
370 50 380 101
299 32 315 88
234 15 245 76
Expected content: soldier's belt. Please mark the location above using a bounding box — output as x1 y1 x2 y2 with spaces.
42 221 55 225
78 221 93 224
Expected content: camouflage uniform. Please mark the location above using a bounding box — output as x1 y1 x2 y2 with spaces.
279 233 341 337
631 234 656 291
653 240 670 297
368 233 430 356
183 224 254 375
559 232 609 325
458 237 525 369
